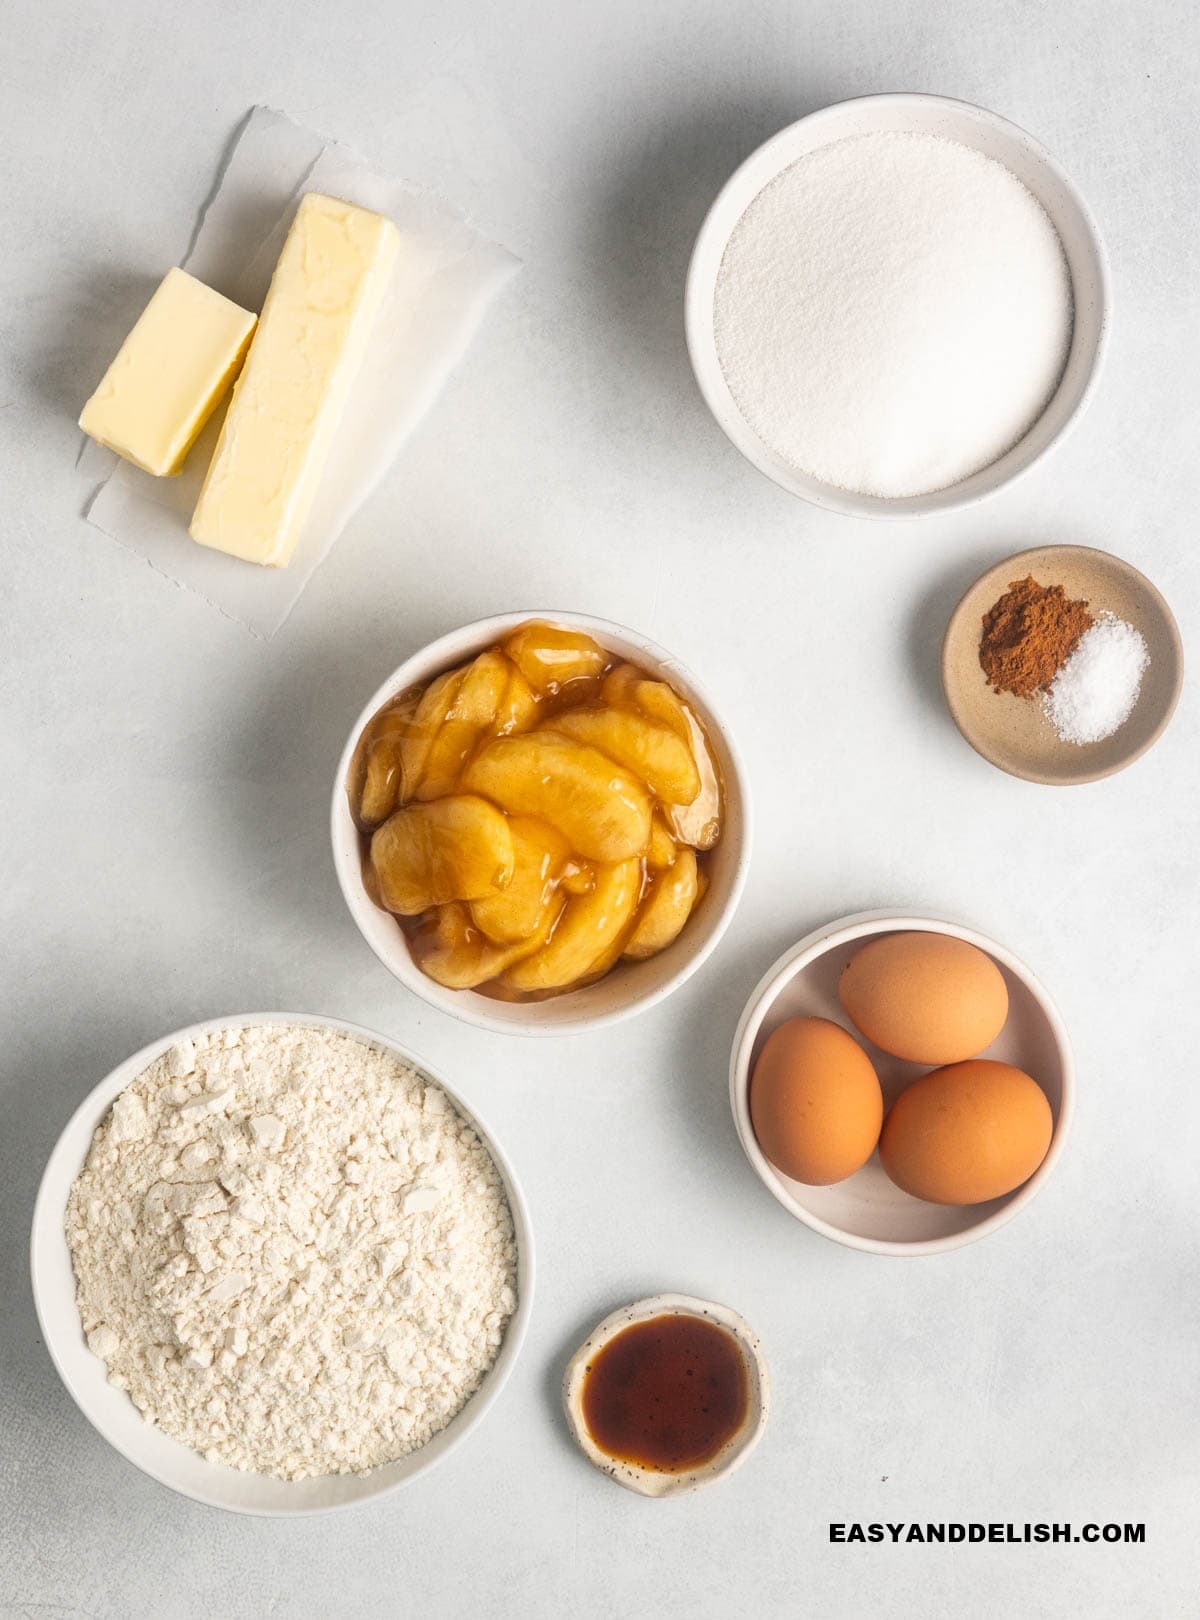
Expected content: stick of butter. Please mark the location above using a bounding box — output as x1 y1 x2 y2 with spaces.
189 193 400 569
79 269 256 476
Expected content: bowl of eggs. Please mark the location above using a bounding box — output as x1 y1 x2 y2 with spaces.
729 912 1074 1255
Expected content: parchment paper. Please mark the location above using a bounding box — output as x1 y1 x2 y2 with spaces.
82 106 520 637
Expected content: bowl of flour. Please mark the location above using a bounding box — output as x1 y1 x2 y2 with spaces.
31 1014 533 1515
686 94 1109 518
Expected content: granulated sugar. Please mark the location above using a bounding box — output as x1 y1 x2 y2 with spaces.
714 132 1073 498
1043 614 1149 744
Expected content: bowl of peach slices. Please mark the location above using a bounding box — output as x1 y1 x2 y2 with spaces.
331 613 751 1034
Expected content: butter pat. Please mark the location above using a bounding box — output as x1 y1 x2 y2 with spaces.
189 193 400 568
79 269 256 476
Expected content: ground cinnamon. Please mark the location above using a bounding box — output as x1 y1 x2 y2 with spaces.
979 576 1093 698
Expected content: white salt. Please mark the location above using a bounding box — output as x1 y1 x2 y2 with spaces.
1043 614 1149 745
714 131 1073 498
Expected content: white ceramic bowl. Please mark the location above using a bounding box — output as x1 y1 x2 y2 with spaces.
331 612 751 1036
562 1294 769 1498
686 93 1110 519
730 912 1074 1255
30 1012 534 1516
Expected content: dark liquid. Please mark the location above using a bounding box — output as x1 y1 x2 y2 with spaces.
580 1313 748 1473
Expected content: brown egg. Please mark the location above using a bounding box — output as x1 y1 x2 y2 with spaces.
749 1016 883 1185
880 1059 1053 1205
839 931 1008 1064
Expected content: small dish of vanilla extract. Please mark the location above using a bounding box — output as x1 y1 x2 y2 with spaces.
562 1294 768 1497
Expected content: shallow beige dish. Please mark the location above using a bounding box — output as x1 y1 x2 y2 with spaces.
331 612 751 1036
943 545 1183 784
562 1294 768 1498
730 913 1074 1256
30 1013 534 1517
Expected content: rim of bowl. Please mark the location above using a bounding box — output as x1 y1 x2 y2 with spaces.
728 910 1076 1255
685 91 1112 520
561 1293 769 1497
941 543 1186 786
330 611 753 1037
30 1011 535 1517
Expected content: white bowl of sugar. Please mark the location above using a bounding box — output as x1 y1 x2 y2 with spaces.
686 93 1110 519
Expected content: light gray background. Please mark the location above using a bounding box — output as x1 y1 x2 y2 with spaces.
2 1 1197 1615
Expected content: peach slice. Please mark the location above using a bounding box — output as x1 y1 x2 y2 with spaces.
502 622 609 696
660 704 722 850
470 816 571 944
601 662 642 709
494 660 540 737
357 693 420 826
629 676 692 742
462 731 652 862
561 859 596 896
501 858 643 992
623 847 699 960
370 795 514 915
398 667 461 802
417 898 563 990
601 671 722 848
647 812 678 870
415 650 511 801
553 707 701 805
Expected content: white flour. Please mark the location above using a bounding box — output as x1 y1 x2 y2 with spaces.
66 1024 517 1480
714 131 1073 498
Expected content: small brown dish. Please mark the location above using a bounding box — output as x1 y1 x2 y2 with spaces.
942 545 1183 785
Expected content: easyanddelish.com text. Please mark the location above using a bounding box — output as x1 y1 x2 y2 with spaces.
829 1522 1145 1545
